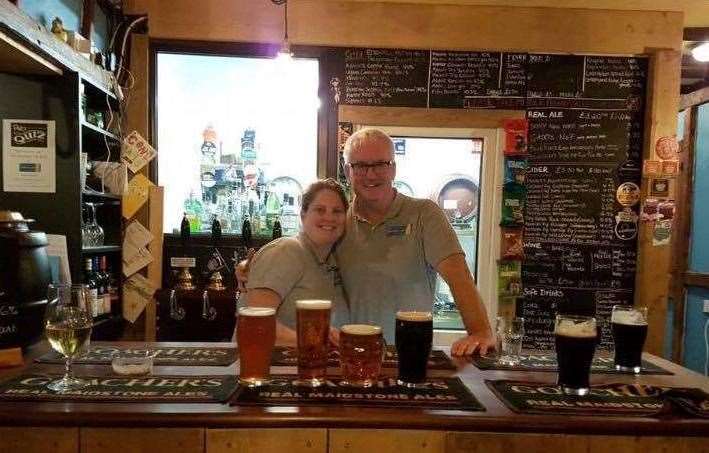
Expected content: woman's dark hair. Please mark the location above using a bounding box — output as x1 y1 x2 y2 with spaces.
300 178 349 215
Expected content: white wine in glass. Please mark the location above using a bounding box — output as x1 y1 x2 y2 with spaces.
44 284 93 392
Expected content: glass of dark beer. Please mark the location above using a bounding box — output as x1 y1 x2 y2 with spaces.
395 311 433 387
339 324 384 388
237 306 276 387
295 299 332 387
554 315 597 396
611 305 648 374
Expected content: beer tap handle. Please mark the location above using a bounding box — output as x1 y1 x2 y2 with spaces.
169 289 185 321
211 216 222 246
180 212 191 252
202 290 217 321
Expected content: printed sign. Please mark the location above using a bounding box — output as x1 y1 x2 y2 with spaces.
36 346 238 366
649 178 670 197
471 353 672 375
643 160 662 176
616 182 640 207
2 119 56 193
122 131 157 173
0 374 238 403
655 136 679 160
232 376 484 411
122 174 154 219
270 346 456 370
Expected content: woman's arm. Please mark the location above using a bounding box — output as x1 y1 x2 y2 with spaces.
244 288 296 346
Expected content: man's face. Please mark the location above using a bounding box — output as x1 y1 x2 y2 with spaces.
347 140 396 206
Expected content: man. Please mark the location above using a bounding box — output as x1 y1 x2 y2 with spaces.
337 128 494 356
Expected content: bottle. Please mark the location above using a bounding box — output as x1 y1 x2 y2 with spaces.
99 256 111 315
84 258 99 318
265 190 282 233
106 261 119 315
241 216 252 248
94 257 106 316
280 195 299 236
272 218 282 240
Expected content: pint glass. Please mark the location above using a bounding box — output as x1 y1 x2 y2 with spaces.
339 324 384 387
237 307 276 387
296 299 332 386
611 305 648 374
395 311 433 387
554 315 597 396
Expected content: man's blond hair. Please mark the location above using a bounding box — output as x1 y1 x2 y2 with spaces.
343 128 394 163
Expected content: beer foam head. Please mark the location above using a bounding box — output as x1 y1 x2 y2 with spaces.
555 317 596 337
295 299 332 310
341 324 382 336
396 311 433 322
239 307 276 317
611 309 647 326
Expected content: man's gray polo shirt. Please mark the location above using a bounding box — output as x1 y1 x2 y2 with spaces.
246 233 349 329
335 192 463 341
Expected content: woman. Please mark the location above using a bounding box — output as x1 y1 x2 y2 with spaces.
242 178 349 346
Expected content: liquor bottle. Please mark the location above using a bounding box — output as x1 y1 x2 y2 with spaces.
84 258 99 318
281 195 299 236
94 257 106 316
106 262 119 315
272 218 282 240
99 256 111 316
241 216 252 248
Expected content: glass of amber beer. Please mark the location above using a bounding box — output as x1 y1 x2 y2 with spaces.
237 307 276 387
395 311 433 387
554 315 597 396
339 324 384 387
611 305 648 374
296 299 332 387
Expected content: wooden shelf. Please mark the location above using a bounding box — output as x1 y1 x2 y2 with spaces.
81 120 120 141
82 245 121 255
82 189 121 200
0 29 62 76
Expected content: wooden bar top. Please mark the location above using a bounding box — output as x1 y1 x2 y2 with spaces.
0 341 707 436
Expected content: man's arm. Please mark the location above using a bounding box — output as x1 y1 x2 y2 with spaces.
436 253 495 356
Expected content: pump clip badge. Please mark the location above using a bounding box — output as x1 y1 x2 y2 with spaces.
616 182 640 207
615 208 638 241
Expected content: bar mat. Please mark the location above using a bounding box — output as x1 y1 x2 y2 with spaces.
0 374 238 403
271 346 456 371
471 354 672 375
486 380 708 418
35 346 238 366
231 375 484 411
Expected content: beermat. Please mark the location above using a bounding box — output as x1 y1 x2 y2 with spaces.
271 346 457 371
471 353 673 375
0 374 239 403
231 375 484 412
35 346 238 366
486 380 709 418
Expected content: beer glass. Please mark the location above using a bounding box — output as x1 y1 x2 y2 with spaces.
44 284 93 391
395 310 433 387
237 306 277 387
296 299 332 387
497 317 525 366
554 315 597 396
611 305 648 374
339 324 384 388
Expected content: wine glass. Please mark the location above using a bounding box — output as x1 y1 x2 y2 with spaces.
44 284 94 391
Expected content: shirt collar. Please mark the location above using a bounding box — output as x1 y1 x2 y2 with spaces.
298 232 332 264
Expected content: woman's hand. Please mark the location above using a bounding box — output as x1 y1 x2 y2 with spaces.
451 333 496 357
328 327 340 348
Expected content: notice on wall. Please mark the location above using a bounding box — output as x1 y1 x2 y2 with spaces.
123 273 155 323
122 174 154 219
2 119 55 193
122 131 157 173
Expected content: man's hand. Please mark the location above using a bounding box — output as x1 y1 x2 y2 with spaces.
328 327 340 348
450 333 496 357
234 248 255 292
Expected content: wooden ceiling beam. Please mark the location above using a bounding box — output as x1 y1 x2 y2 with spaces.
684 27 709 42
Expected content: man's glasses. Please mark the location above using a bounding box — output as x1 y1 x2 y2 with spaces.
347 160 394 176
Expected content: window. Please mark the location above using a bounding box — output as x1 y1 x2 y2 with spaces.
363 126 502 334
156 52 320 236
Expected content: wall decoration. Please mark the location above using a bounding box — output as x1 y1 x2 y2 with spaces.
655 135 679 161
643 160 661 176
616 182 641 207
649 178 670 197
503 119 528 156
661 160 679 176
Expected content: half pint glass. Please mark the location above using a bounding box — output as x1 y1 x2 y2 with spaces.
395 311 433 387
611 305 648 374
237 307 277 386
554 315 597 396
296 299 332 387
339 324 384 387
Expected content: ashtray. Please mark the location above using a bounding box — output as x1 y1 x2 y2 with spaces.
111 350 155 375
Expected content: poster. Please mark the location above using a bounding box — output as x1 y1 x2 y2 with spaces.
2 120 55 193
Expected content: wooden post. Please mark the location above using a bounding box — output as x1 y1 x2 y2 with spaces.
80 0 95 41
635 49 681 356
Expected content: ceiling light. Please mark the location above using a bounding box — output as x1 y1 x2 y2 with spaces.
691 42 709 62
272 0 292 62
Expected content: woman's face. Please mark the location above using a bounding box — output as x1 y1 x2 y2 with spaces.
301 189 346 249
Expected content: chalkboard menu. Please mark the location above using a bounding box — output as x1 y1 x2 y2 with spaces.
0 288 19 348
333 48 429 107
331 48 647 112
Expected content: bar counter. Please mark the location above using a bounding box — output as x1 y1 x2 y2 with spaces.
0 342 707 453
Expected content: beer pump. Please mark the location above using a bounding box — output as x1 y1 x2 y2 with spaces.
168 213 194 321
201 217 223 321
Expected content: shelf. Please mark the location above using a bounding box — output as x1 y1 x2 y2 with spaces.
81 120 120 141
81 245 121 255
0 29 63 76
82 189 121 201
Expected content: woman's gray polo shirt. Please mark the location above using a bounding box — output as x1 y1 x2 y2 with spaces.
335 192 463 342
246 233 350 329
